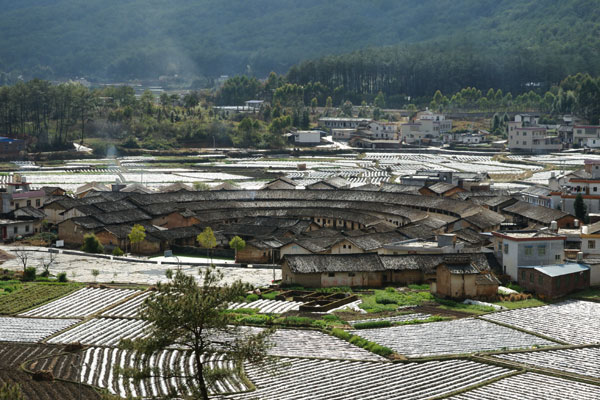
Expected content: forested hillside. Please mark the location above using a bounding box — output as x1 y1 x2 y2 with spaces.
0 0 598 85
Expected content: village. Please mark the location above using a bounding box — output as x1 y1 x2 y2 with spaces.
0 125 600 398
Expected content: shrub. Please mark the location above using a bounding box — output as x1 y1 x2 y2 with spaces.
385 287 396 293
261 291 279 300
112 247 124 256
23 267 36 282
246 294 259 302
331 328 352 341
374 293 398 305
322 314 340 322
353 320 392 329
236 314 272 325
408 283 430 290
81 234 104 254
279 316 313 326
57 272 68 282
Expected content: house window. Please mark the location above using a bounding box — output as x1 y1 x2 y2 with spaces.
555 254 561 261
343 245 347 249
25 225 29 232
348 245 352 249
348 272 355 277
589 240 596 249
26 200 31 207
538 275 543 285
328 272 335 277
525 246 533 256
537 246 546 256
504 244 509 254
521 270 526 280
13 227 17 234
36 199 41 207
529 273 534 283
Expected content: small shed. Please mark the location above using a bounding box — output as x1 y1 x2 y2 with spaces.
518 263 590 299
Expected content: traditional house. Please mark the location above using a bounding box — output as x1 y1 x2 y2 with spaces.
435 255 500 300
305 177 351 190
260 176 298 190
501 201 575 228
281 253 497 288
419 183 465 198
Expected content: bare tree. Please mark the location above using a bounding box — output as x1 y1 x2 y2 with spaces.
40 250 57 277
13 247 29 273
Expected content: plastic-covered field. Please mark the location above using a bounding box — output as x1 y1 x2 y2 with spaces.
482 300 600 344
227 358 511 400
0 317 79 342
19 287 140 318
494 347 600 378
47 317 150 346
446 372 600 400
228 299 304 314
349 318 554 357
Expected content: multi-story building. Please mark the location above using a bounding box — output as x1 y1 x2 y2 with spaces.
492 231 566 280
573 125 600 146
400 112 452 144
0 174 45 213
318 117 372 130
507 120 562 153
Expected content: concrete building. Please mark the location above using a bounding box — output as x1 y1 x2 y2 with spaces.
0 137 25 159
573 125 600 146
292 130 322 145
492 231 566 280
518 263 590 299
507 121 562 153
0 175 45 213
318 117 371 130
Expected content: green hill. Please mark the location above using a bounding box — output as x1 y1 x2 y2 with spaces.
0 0 598 82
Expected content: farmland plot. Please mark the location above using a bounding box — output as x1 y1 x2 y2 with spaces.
228 299 304 314
349 318 554 357
349 313 432 326
0 317 79 343
48 318 150 346
102 292 151 318
221 327 384 361
227 358 511 400
74 347 249 398
20 287 140 318
447 372 600 400
481 300 600 344
493 347 600 378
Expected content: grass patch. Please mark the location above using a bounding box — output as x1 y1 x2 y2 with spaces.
572 287 600 300
506 283 525 293
407 283 430 290
359 288 434 313
0 282 82 314
493 298 547 310
262 291 280 300
353 320 392 329
330 328 394 357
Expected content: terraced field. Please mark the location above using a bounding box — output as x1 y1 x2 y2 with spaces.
227 358 511 400
0 317 79 342
447 372 600 400
20 287 140 318
26 345 248 398
0 343 100 400
493 347 600 378
349 318 554 357
47 318 150 346
482 300 600 344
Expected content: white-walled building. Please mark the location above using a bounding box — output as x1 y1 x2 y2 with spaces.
492 231 565 281
507 120 562 153
574 125 600 146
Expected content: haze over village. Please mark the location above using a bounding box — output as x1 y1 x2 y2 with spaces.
0 1 600 399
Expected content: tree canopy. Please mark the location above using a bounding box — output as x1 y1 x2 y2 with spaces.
119 266 276 400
